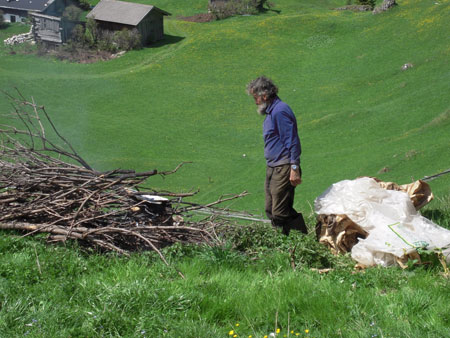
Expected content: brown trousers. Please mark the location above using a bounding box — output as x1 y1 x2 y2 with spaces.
265 164 307 235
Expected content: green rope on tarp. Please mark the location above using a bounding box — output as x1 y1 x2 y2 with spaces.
387 222 429 249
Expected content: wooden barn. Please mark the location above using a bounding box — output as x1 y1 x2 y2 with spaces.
30 12 79 45
0 0 65 23
86 0 171 45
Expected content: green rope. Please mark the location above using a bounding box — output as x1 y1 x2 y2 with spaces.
387 222 429 249
387 222 413 248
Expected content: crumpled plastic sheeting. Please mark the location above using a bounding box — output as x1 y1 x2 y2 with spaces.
373 177 434 210
315 177 450 267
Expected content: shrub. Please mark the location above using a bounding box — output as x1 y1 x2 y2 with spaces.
70 24 86 46
86 18 99 41
217 222 344 269
84 19 99 48
208 0 271 20
76 0 91 11
113 29 142 51
356 0 376 9
62 5 83 21
97 30 117 53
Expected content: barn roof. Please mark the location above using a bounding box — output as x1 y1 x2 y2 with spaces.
0 0 55 12
87 0 171 27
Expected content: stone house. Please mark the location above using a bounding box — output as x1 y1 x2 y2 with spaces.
0 0 65 23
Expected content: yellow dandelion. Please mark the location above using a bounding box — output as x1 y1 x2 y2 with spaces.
296 333 300 336
291 331 294 334
305 329 309 333
264 336 268 338
229 330 234 335
236 323 240 327
249 336 252 338
233 335 237 338
276 328 280 333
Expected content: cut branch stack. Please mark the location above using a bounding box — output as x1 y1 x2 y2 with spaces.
0 89 246 262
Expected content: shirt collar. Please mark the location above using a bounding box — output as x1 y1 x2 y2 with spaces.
265 96 280 115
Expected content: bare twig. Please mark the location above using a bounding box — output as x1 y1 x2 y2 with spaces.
0 91 247 272
33 245 42 275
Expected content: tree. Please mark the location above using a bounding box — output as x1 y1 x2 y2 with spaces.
357 0 376 9
62 5 83 21
0 10 5 28
70 24 86 46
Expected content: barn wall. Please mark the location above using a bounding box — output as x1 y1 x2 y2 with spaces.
137 11 164 44
32 15 63 44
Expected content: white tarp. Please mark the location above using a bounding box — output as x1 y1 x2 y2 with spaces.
315 177 450 266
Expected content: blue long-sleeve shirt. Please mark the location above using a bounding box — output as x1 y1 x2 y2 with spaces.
263 97 301 167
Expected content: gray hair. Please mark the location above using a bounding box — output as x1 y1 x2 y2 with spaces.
246 76 279 99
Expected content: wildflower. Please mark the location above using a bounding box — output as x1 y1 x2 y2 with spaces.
296 333 300 336
264 336 268 338
291 331 294 334
249 336 252 338
236 323 240 327
276 328 281 333
233 335 237 338
229 330 234 335
305 329 309 333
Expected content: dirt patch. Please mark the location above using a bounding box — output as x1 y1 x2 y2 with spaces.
9 43 128 64
38 48 122 64
334 5 372 12
178 13 215 23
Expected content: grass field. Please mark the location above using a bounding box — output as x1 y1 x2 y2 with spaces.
1 221 450 337
1 0 449 336
1 0 448 215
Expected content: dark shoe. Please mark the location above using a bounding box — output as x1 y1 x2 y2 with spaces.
271 219 291 236
288 213 308 234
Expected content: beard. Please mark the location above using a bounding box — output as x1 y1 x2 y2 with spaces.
257 102 268 115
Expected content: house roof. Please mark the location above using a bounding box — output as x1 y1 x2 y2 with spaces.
0 0 55 12
87 0 171 27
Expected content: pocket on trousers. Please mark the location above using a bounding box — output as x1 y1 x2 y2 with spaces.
271 165 290 183
275 165 289 174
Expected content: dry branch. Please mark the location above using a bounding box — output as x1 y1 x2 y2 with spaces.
0 91 247 269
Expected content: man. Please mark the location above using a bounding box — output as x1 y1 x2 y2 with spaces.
247 76 307 235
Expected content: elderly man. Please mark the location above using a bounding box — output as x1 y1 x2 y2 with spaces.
247 76 307 235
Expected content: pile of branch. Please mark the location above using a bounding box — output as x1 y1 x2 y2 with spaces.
0 90 247 265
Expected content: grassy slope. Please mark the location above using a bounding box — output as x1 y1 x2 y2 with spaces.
0 0 449 217
1 2 450 337
1 233 449 337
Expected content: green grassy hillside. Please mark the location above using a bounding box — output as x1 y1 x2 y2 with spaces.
1 0 449 218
